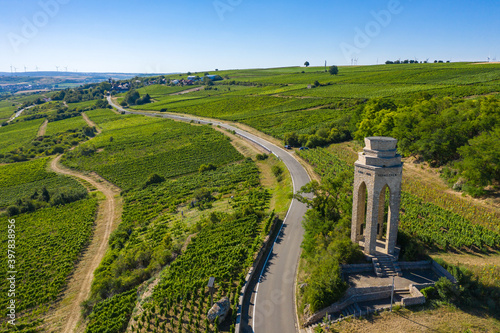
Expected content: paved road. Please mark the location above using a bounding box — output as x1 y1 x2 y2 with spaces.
107 96 311 332
7 104 36 123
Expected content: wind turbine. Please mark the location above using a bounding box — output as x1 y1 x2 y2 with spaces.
35 66 39 71
13 67 17 73
24 66 27 73
55 66 59 72
10 65 13 74
64 66 68 72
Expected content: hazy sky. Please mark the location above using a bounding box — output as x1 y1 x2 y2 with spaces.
1 0 499 73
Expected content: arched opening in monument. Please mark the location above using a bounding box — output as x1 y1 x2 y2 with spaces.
377 185 391 250
356 182 368 240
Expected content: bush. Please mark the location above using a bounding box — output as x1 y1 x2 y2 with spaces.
271 165 283 178
421 286 438 300
145 173 165 186
256 153 268 161
6 205 20 217
199 163 217 173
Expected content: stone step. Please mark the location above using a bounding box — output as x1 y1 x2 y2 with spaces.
353 303 361 314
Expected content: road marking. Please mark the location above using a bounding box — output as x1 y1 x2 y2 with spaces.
252 198 295 331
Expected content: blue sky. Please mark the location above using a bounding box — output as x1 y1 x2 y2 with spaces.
1 0 499 73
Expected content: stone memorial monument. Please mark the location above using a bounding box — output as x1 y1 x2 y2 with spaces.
351 137 403 255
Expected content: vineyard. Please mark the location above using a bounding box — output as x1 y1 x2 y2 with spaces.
77 106 269 333
0 198 98 317
61 114 243 189
84 108 125 128
143 212 263 333
0 118 44 155
121 63 498 142
45 115 88 136
297 146 500 251
85 160 267 333
0 157 86 209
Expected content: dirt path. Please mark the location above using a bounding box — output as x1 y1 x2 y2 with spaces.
37 119 48 136
82 112 101 134
44 156 122 333
169 86 204 95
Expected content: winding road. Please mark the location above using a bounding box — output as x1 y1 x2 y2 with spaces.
107 96 311 332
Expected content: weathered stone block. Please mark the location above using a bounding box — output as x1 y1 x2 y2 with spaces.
207 297 230 324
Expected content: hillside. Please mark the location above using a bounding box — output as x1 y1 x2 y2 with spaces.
0 63 499 332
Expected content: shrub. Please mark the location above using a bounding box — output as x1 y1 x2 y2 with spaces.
421 286 438 300
199 163 217 173
256 153 268 161
271 165 283 178
145 173 165 186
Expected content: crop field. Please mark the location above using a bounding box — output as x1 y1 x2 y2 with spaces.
62 115 243 189
84 108 124 127
86 159 266 332
122 160 260 228
45 115 88 136
297 147 500 251
0 118 44 154
0 100 17 121
0 157 86 209
142 213 261 333
122 63 500 141
0 198 97 316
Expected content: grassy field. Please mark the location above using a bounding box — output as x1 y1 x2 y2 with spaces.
122 63 500 139
0 118 44 155
0 157 86 209
45 115 88 136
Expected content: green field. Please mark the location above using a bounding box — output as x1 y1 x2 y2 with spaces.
123 63 500 141
0 157 86 209
45 115 88 136
1 63 500 332
298 147 500 251
0 198 97 316
0 118 44 155
62 114 243 189
84 108 123 127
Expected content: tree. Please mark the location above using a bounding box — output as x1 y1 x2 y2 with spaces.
125 89 140 105
304 61 310 67
328 65 339 75
283 132 300 147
